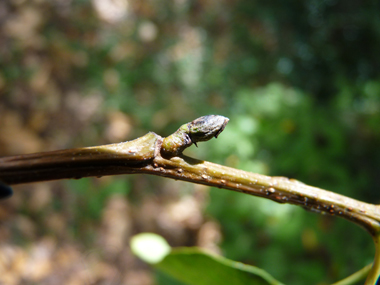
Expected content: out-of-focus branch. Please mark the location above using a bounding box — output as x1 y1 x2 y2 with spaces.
332 263 372 285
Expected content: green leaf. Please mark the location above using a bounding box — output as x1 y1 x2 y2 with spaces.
131 233 283 285
156 247 284 285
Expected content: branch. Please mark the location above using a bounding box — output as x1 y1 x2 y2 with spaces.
0 131 160 185
1 114 380 283
1 115 379 234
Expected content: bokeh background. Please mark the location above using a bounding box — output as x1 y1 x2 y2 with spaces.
0 0 380 284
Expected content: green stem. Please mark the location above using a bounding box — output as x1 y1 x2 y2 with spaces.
365 234 380 284
332 263 372 285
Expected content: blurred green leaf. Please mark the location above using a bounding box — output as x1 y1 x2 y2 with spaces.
156 247 284 285
131 233 283 285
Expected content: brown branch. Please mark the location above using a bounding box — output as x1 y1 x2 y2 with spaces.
151 155 380 236
0 132 160 185
2 115 380 283
1 134 380 237
1 115 380 238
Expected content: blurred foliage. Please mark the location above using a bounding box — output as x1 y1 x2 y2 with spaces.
0 0 379 284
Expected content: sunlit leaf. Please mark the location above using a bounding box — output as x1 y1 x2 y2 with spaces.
131 233 171 264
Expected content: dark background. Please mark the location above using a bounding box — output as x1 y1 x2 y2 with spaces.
0 0 379 284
